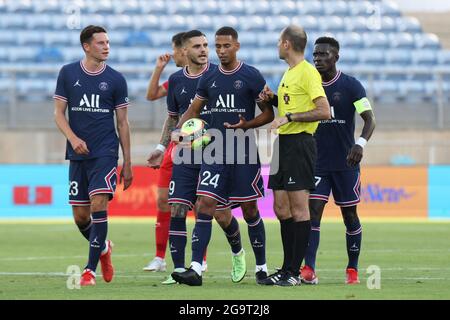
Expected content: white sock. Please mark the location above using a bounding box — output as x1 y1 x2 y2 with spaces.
101 241 109 255
174 267 186 273
190 261 202 276
255 264 268 273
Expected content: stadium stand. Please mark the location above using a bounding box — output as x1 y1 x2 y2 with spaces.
0 0 449 107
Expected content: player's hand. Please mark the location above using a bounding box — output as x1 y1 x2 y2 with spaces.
224 114 248 129
155 53 171 69
347 144 363 167
270 116 288 129
120 163 133 191
171 129 183 144
146 149 164 169
69 136 89 155
259 84 274 102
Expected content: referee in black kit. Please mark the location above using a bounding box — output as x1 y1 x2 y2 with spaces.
259 25 330 286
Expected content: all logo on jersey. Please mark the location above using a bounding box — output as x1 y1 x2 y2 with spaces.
80 94 100 108
99 82 109 91
216 94 235 108
233 80 243 90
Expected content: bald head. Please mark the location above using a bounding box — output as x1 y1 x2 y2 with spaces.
281 25 307 53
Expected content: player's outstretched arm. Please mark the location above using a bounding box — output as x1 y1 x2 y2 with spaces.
177 97 206 129
116 108 133 190
147 115 179 169
347 110 376 167
146 53 171 101
54 99 89 155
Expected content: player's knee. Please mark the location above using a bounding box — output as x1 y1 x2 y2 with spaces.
157 197 170 212
171 204 189 218
241 204 258 221
342 207 359 226
196 196 216 214
214 209 232 228
273 202 290 219
90 195 108 212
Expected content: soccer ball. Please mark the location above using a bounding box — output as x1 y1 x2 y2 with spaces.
180 118 211 150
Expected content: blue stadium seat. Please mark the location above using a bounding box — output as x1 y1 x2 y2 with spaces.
363 32 389 49
127 79 150 98
385 49 412 66
323 1 349 16
117 48 145 64
51 15 69 30
167 0 194 15
379 16 397 32
140 0 167 14
245 1 271 15
80 14 106 29
415 33 441 50
396 17 422 33
87 0 114 14
390 33 415 49
319 16 346 32
0 1 6 12
339 32 364 48
252 49 278 65
292 16 319 33
349 1 375 16
411 50 437 66
359 49 385 65
17 79 49 100
372 80 399 101
26 14 54 30
125 31 152 47
36 47 63 63
0 47 8 62
8 47 38 62
256 31 279 47
149 31 175 47
213 15 239 30
269 0 297 16
1 14 27 29
438 51 450 65
239 16 266 31
219 0 245 15
192 0 220 15
297 1 323 16
33 0 61 14
106 15 134 31
134 15 160 31
7 0 34 13
398 81 426 101
0 31 17 46
113 0 141 14
338 48 358 65
263 14 291 32
345 16 370 32
189 15 215 31
16 31 43 46
238 48 254 64
43 31 73 46
61 47 84 63
379 0 401 17
238 32 259 47
160 15 190 31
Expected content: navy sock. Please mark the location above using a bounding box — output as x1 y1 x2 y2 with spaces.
280 217 294 271
304 220 321 270
191 213 213 265
221 216 242 254
345 219 362 270
86 211 108 272
169 217 187 269
290 220 311 276
77 218 92 241
245 211 266 266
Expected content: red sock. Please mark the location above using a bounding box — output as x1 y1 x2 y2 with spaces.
155 211 170 259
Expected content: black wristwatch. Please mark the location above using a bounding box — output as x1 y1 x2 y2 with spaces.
285 112 293 122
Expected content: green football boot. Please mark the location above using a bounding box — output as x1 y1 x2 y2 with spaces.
231 249 247 283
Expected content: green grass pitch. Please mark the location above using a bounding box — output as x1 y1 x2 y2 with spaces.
1 219 449 300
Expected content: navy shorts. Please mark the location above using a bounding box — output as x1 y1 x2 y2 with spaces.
168 163 236 211
310 170 361 207
68 157 118 206
196 162 264 206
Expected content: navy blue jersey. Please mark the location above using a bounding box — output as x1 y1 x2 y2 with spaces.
195 62 265 160
314 71 368 172
167 62 216 123
54 61 129 160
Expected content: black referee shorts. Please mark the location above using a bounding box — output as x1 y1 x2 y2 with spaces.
268 132 317 192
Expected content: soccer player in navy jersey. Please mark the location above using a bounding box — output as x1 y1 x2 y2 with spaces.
300 36 376 285
53 25 132 286
172 26 274 286
162 30 247 285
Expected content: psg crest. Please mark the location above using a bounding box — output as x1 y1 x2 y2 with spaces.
99 82 109 91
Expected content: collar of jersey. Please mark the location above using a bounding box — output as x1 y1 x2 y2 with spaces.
322 70 341 87
219 61 243 75
183 62 210 79
80 60 107 76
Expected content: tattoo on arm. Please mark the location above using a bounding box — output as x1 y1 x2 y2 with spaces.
160 115 179 147
171 203 190 218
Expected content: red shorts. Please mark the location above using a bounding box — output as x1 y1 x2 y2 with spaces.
157 142 175 188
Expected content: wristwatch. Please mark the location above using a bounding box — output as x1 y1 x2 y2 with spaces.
285 112 293 122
